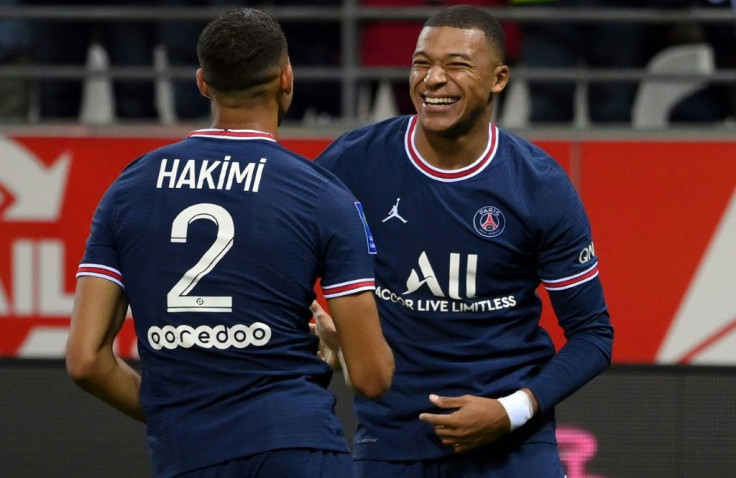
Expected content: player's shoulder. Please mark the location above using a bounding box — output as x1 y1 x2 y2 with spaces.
308 159 361 200
496 127 567 179
318 115 411 163
496 127 555 164
338 115 410 144
119 138 188 173
143 136 193 158
265 143 358 197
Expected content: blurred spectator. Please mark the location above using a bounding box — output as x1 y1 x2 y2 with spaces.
667 0 736 122
15 0 732 125
361 0 522 117
28 0 158 120
280 0 343 123
159 0 342 123
0 0 32 120
22 0 341 123
157 0 237 121
515 0 649 124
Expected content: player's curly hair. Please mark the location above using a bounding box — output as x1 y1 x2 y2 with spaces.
424 5 507 62
197 8 288 93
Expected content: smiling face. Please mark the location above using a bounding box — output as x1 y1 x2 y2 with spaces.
410 26 508 139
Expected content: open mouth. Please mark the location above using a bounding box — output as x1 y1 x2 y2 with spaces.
423 96 459 106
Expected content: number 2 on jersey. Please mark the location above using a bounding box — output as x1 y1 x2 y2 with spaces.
168 203 234 312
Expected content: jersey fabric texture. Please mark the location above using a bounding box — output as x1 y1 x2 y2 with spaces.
354 441 564 478
316 115 613 464
77 129 376 477
176 450 352 478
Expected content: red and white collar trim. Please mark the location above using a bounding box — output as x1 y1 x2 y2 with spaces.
403 115 498 182
187 129 276 142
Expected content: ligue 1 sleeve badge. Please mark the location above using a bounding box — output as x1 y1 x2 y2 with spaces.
473 206 506 238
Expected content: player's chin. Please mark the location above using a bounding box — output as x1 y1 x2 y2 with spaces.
417 112 460 135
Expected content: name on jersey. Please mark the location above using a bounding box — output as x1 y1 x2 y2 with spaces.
156 156 267 191
375 285 516 313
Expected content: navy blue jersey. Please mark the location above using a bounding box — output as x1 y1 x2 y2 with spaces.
77 129 377 476
316 116 613 462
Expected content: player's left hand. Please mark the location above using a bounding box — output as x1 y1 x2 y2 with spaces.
418 394 511 453
310 301 339 350
310 301 341 370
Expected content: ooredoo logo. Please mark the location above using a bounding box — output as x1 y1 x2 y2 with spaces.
147 323 272 350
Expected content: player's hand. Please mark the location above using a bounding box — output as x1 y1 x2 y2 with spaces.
310 301 341 369
418 394 511 453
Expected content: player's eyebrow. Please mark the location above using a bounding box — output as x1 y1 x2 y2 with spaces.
413 51 473 61
446 53 473 61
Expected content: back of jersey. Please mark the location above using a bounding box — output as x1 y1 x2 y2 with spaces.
80 130 376 475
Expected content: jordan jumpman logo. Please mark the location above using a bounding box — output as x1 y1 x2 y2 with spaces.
382 198 408 223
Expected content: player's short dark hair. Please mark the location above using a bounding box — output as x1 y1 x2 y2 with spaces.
424 5 507 62
197 8 288 92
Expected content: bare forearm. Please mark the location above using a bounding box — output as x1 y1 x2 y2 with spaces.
68 278 144 421
73 356 145 423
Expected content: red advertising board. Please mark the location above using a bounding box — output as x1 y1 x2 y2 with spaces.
1 135 734 364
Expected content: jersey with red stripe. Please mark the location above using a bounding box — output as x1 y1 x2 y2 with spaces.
316 115 613 462
77 129 376 476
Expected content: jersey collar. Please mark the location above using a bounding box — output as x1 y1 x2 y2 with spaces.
186 129 277 142
403 115 498 182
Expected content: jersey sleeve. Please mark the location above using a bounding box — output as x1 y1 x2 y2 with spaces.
75 185 124 288
527 162 614 413
314 179 377 299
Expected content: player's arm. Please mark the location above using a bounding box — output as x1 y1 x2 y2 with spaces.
313 294 394 399
525 162 614 414
526 283 613 414
66 277 145 422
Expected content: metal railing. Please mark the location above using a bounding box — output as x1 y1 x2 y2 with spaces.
1 2 735 131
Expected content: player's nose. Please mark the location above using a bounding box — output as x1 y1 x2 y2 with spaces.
424 65 447 86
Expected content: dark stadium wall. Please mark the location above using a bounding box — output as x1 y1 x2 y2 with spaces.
1 360 734 478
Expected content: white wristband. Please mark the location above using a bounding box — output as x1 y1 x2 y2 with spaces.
497 390 534 431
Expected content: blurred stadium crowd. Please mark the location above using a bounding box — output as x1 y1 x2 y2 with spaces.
0 0 734 126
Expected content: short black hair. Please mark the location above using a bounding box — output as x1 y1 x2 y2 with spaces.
197 8 288 92
424 5 506 62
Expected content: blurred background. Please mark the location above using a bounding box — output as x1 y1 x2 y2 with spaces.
0 2 734 477
1 0 735 130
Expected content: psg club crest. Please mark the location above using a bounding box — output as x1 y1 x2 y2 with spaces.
473 206 506 238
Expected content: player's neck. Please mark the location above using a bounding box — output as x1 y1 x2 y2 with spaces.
415 124 490 170
208 103 280 137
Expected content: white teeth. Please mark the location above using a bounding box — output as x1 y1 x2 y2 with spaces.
424 97 457 105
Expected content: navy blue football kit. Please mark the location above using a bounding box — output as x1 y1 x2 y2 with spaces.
78 129 377 476
317 115 613 475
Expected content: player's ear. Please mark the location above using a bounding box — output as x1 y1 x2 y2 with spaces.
280 60 294 97
491 64 510 94
196 68 210 98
